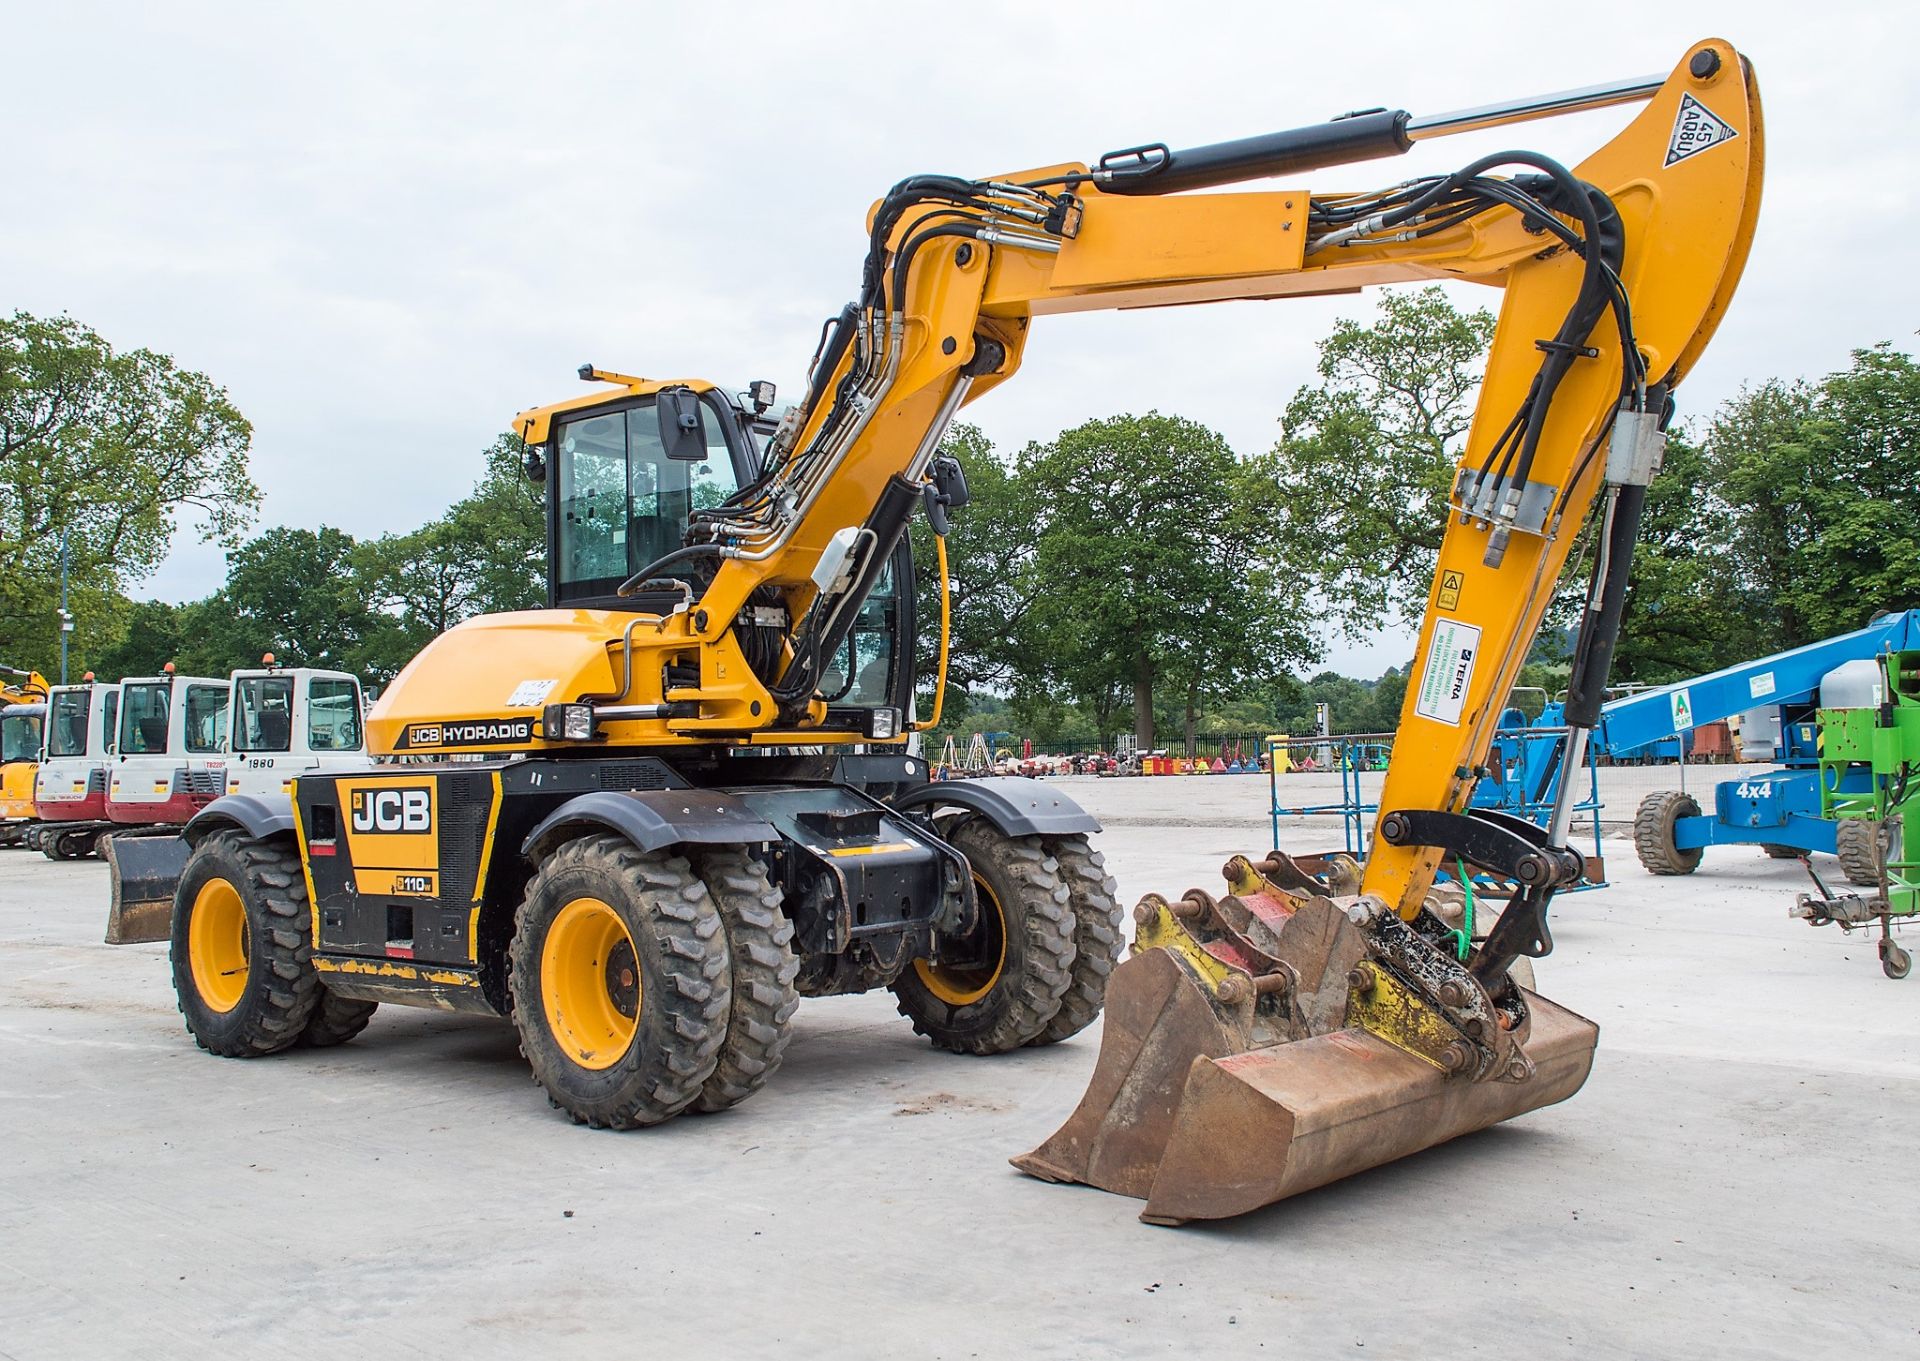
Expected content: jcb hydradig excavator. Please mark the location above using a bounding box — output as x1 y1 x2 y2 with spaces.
165 40 1759 1220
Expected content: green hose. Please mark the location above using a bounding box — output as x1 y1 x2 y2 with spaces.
1448 857 1475 962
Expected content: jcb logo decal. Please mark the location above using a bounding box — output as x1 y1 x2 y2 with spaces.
351 787 432 834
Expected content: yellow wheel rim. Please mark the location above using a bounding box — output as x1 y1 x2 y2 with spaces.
188 877 250 1014
913 873 1008 1007
541 896 641 1070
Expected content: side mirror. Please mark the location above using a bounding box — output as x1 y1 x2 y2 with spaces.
522 446 547 483
657 388 707 461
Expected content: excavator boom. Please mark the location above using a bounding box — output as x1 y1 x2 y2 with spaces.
1009 40 1760 1220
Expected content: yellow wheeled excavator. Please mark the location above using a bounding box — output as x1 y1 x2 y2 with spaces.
164 39 1759 1220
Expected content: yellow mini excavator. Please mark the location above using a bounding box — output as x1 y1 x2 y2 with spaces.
1 665 51 847
165 40 1759 1221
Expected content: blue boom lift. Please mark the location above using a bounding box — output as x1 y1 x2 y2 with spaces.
1606 611 1920 879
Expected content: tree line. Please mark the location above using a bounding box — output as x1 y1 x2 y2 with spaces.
6 300 1917 747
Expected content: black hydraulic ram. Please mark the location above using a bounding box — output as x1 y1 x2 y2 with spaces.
1093 72 1665 194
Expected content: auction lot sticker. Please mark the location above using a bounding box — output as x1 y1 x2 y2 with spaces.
1415 619 1482 727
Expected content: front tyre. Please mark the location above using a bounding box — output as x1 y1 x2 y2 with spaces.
509 835 731 1129
1633 791 1703 876
170 831 321 1056
890 818 1075 1055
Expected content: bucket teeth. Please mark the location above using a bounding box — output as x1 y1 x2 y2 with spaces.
1015 853 1600 1223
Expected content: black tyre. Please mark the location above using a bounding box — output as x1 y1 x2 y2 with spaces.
508 835 731 1129
1634 791 1703 876
296 990 379 1048
170 831 320 1057
890 818 1075 1055
1838 817 1899 888
43 829 86 862
1761 843 1799 859
688 848 799 1113
1880 938 1912 981
1028 834 1123 1046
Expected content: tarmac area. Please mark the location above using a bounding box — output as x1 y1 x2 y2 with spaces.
3 772 1916 1359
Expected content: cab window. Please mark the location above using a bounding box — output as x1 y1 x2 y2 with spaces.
819 558 900 707
47 690 89 757
308 677 362 751
120 683 170 755
1 710 40 764
554 396 740 603
233 677 295 753
185 684 229 754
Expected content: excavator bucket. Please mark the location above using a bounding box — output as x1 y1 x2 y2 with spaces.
1014 854 1598 1224
104 834 191 944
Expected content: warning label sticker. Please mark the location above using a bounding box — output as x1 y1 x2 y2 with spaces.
1665 93 1738 167
1414 619 1482 727
1437 570 1464 612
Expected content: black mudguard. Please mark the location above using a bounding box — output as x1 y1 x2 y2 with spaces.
521 788 781 862
182 793 298 846
890 775 1101 838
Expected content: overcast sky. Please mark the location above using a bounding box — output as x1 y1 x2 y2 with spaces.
9 1 1916 676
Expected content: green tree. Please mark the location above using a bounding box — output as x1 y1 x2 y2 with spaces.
0 312 258 670
1260 287 1496 637
1019 412 1309 754
213 526 379 675
87 599 186 679
1714 346 1920 646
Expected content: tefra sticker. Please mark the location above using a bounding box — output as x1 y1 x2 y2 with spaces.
1414 619 1482 727
1665 93 1738 167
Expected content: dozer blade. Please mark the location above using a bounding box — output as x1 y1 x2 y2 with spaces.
1015 856 1598 1224
104 834 190 944
1138 989 1596 1225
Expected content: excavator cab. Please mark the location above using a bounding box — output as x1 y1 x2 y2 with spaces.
545 388 748 608
34 679 117 853
530 378 920 730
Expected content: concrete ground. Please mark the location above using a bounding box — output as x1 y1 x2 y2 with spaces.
3 774 1915 1360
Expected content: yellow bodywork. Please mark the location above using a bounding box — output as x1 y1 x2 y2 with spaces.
1 668 50 823
367 29 1761 956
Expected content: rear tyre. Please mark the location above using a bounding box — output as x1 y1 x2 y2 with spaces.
1028 835 1123 1046
688 848 799 1113
1761 843 1799 859
296 990 379 1047
171 831 320 1057
1838 817 1899 888
509 835 731 1129
1634 791 1703 876
890 818 1075 1055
